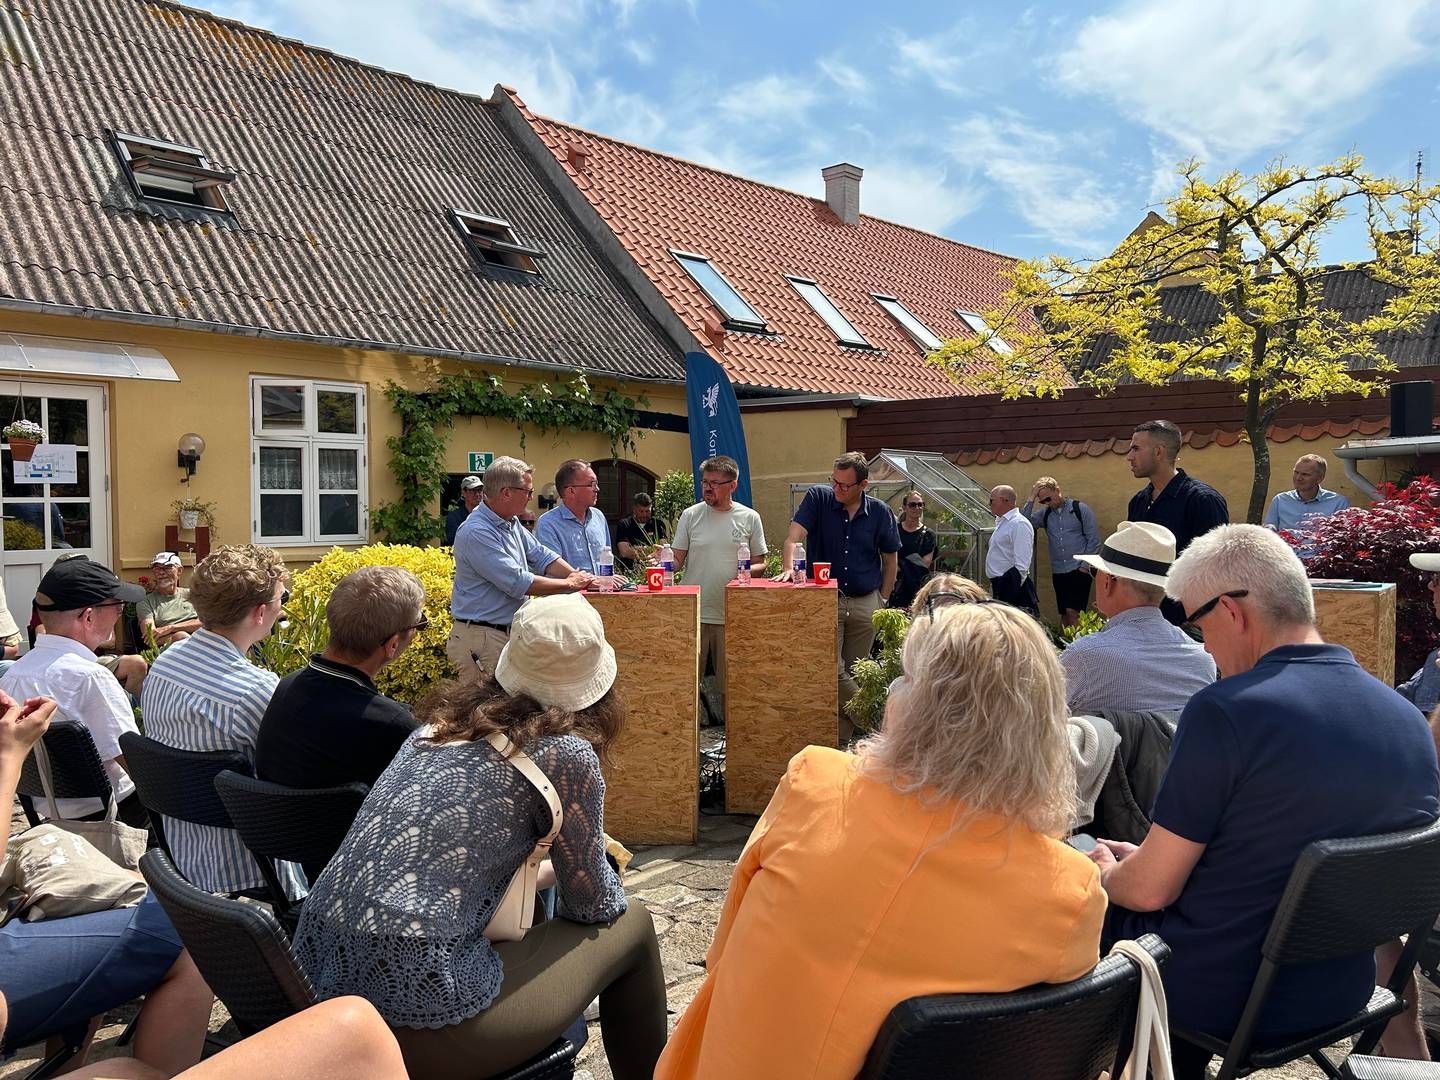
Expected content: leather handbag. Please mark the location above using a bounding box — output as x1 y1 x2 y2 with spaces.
32 739 149 871
482 732 562 943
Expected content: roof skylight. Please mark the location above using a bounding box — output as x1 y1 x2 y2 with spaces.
957 309 1013 355
111 130 236 212
450 210 546 274
873 294 943 352
788 277 869 347
671 251 766 330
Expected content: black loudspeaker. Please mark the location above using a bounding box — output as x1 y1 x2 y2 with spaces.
1391 380 1435 438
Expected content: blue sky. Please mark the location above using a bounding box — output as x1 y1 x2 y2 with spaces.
207 0 1439 262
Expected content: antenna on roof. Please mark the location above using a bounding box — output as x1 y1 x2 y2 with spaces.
1414 149 1425 256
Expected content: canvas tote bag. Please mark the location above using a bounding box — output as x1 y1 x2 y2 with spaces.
32 737 148 871
482 732 562 943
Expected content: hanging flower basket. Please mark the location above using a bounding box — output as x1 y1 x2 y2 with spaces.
4 419 46 462
178 509 200 530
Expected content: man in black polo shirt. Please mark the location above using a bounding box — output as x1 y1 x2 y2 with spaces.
781 451 900 742
1126 419 1229 624
256 565 421 790
614 492 665 573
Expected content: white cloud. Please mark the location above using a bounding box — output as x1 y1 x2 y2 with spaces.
817 56 869 99
891 21 981 97
717 74 823 124
623 37 655 65
1055 0 1440 158
951 111 1123 249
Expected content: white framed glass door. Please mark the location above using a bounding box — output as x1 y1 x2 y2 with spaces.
0 381 110 634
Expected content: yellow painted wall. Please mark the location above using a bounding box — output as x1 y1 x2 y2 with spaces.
741 406 855 548
958 436 1391 622
0 311 689 576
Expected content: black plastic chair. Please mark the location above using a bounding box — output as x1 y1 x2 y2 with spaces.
858 933 1170 1079
118 731 250 861
1174 817 1440 1080
15 718 112 827
139 850 581 1079
213 770 368 924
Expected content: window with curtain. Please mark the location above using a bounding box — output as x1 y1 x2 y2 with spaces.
251 378 367 544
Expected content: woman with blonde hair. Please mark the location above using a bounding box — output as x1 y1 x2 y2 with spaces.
656 599 1107 1079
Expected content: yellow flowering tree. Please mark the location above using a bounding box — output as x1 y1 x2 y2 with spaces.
932 156 1440 523
260 543 457 703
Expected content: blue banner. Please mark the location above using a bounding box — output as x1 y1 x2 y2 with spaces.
684 350 752 507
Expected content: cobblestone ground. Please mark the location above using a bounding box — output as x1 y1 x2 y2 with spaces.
0 798 1385 1079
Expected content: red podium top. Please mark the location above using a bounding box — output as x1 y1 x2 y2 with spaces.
726 578 837 590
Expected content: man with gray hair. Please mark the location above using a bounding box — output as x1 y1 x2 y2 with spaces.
1085 525 1438 1077
257 565 423 790
1263 453 1350 542
449 455 594 681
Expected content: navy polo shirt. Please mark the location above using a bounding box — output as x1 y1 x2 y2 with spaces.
1126 468 1229 553
792 485 901 596
1111 644 1439 1039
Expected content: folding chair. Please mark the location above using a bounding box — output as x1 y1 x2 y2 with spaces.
1173 817 1440 1079
859 933 1170 1079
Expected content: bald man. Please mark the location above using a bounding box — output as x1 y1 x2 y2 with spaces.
987 485 1037 611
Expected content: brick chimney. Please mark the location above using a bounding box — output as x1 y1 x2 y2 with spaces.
822 163 863 226
565 142 591 173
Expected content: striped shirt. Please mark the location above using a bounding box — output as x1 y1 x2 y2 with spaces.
1060 606 1217 715
140 629 305 898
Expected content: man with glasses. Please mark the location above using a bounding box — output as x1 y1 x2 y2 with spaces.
781 451 900 741
986 485 1038 613
889 491 936 611
673 455 767 725
137 551 202 647
1065 522 1214 715
0 555 148 824
1023 477 1100 627
536 459 619 581
257 566 422 791
1086 525 1438 1077
449 455 593 682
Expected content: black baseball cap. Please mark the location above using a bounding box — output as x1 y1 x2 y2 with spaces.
34 556 145 611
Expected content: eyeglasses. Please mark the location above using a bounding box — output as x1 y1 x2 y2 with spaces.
567 482 600 491
520 518 537 529
89 600 125 612
905 501 924 509
401 614 429 635
506 486 535 498
921 592 1008 621
700 478 735 489
1183 589 1248 630
831 477 862 492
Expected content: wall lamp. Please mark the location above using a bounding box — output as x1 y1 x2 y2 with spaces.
177 432 206 477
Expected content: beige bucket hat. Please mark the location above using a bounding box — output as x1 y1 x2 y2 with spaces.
495 594 617 712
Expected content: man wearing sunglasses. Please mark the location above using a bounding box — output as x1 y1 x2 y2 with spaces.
1086 525 1438 1076
0 555 148 825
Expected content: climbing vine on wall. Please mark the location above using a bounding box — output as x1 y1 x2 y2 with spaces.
372 370 647 545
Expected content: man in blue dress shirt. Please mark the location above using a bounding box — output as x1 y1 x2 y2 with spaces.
535 459 616 580
1263 454 1350 548
449 455 594 681
780 451 900 741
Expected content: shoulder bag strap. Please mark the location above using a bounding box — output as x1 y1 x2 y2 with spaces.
483 733 563 846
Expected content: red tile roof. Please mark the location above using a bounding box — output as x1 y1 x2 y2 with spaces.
511 90 1022 399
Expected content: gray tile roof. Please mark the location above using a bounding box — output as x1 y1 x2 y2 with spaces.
0 0 684 382
1080 267 1440 373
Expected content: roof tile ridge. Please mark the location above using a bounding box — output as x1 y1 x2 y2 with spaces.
524 111 1019 263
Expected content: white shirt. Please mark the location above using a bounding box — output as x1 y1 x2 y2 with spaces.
1 634 138 817
986 507 1035 580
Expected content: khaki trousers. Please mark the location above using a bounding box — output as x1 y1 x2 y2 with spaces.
837 589 882 743
446 622 509 682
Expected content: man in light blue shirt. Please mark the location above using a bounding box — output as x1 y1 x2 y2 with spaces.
1263 454 1350 550
535 458 614 576
449 455 593 681
1023 476 1101 627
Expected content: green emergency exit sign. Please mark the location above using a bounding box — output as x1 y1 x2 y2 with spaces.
468 452 494 472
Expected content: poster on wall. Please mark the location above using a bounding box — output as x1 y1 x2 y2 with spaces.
13 444 78 484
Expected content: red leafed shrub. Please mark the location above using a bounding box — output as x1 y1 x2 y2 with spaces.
1297 476 1440 679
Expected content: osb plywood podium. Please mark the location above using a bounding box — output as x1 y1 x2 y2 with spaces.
724 579 839 814
585 587 699 845
1313 583 1396 686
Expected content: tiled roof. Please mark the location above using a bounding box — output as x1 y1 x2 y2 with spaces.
514 94 1023 399
0 0 684 382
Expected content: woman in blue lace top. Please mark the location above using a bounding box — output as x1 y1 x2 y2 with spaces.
293 594 666 1080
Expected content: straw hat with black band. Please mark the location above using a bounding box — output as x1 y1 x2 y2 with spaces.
1074 521 1178 589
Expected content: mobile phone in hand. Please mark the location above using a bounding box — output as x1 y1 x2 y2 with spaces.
1067 833 1098 853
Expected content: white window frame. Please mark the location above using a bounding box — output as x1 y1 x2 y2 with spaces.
873 294 943 352
670 250 767 330
250 378 367 545
956 309 1013 355
787 276 870 347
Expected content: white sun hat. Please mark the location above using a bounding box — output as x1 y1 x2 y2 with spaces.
494 594 617 712
1410 552 1440 572
1075 521 1178 588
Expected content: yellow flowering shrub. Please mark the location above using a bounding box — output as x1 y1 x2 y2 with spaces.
265 543 458 704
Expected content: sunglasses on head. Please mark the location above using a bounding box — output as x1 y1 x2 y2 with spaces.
920 592 1010 621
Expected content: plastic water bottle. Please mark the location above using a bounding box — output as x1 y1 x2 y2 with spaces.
792 542 807 585
597 545 614 592
660 543 675 587
737 542 751 584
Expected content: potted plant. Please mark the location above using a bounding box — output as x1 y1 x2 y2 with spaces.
4 418 45 462
171 496 217 532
